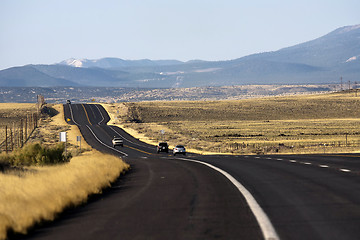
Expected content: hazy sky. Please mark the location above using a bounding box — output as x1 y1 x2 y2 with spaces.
1 0 359 70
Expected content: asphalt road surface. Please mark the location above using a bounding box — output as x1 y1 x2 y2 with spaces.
14 104 360 240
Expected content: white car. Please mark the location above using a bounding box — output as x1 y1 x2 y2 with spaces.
173 145 186 156
112 137 123 147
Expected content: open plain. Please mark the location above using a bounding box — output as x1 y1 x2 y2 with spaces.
105 91 360 154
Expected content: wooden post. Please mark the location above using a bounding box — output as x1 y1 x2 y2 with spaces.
13 124 16 149
346 134 348 146
10 128 13 151
5 126 8 154
30 113 33 132
35 113 38 128
13 122 16 149
20 119 23 147
32 113 35 129
25 115 28 141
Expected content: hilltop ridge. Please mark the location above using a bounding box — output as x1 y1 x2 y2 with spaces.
0 24 359 88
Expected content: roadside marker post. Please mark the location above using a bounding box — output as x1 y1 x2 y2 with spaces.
77 136 81 151
160 130 165 141
60 132 67 157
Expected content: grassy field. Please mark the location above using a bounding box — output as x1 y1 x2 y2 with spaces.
104 91 360 154
0 104 129 239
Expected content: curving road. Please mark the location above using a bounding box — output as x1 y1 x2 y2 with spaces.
16 103 360 240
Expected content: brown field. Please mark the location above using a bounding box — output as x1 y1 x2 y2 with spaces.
0 104 129 239
104 91 360 154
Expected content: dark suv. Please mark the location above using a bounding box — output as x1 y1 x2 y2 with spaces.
157 142 169 153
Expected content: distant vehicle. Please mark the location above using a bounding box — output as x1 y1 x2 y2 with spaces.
66 100 71 104
157 142 169 153
173 145 186 156
112 137 123 147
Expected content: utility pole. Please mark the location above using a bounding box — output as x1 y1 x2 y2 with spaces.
341 77 343 91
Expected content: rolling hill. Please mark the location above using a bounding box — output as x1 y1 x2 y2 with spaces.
0 66 77 87
1 24 359 88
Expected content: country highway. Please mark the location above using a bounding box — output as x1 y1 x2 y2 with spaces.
16 103 360 240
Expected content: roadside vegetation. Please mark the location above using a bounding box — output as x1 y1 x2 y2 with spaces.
0 103 129 240
0 142 69 166
104 90 360 154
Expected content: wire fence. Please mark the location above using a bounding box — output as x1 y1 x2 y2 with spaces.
0 95 44 153
0 113 40 153
226 140 360 154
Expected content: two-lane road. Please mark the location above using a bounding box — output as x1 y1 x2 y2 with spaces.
17 103 360 240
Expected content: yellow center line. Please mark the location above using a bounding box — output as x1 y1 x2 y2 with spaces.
81 104 92 125
124 144 153 155
82 104 153 155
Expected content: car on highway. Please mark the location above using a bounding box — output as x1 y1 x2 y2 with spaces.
66 100 71 104
157 142 169 153
112 137 123 147
173 145 186 156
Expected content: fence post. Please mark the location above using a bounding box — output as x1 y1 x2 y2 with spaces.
5 126 8 154
10 128 13 151
20 119 23 147
25 115 28 141
35 113 38 128
345 134 348 146
30 113 33 132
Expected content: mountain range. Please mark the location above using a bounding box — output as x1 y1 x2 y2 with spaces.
1 24 359 88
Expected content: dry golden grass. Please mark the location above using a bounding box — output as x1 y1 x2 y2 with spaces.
0 104 130 239
0 103 35 110
0 151 128 239
104 91 360 154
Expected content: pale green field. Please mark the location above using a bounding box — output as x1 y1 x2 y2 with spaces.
110 91 360 154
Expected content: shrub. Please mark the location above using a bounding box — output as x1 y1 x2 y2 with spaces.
0 156 10 172
2 143 70 166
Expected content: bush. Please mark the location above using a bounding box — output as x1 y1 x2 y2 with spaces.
0 157 10 172
0 143 70 166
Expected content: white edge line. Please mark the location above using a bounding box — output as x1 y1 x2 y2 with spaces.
109 126 154 150
94 104 105 125
176 157 280 240
68 104 80 126
86 125 128 157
